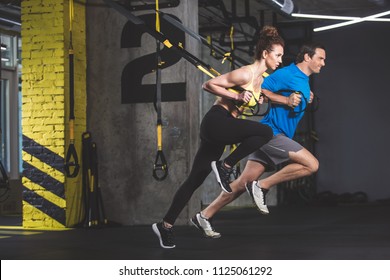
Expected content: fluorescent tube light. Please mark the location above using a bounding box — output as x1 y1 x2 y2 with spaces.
0 17 21 26
314 10 390 32
292 13 390 22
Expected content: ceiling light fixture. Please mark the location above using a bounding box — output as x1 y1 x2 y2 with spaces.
262 0 296 17
313 10 390 32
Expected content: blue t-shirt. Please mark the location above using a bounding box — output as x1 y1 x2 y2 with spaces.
261 63 310 138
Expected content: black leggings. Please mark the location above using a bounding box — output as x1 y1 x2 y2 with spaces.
163 105 272 225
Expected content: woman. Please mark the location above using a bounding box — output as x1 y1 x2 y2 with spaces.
152 26 284 249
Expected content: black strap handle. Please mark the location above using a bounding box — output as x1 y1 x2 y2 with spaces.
153 150 168 181
234 91 271 117
64 141 80 178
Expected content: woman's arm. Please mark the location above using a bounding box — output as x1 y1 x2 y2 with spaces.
202 67 254 104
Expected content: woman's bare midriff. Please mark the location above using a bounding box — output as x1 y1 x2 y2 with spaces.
214 98 244 118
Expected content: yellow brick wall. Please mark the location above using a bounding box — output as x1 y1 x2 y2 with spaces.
21 0 86 229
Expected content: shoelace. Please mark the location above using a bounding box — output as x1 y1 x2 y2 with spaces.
203 219 214 231
220 164 233 181
199 215 215 231
254 182 265 203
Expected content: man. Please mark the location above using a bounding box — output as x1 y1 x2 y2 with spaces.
190 42 326 237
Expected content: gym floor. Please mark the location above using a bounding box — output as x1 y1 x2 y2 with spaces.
1 203 390 260
0 202 390 260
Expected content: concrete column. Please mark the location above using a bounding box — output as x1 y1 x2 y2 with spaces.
87 0 201 225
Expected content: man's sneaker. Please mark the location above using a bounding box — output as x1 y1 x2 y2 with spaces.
211 160 233 193
245 181 269 215
152 222 176 249
190 213 221 238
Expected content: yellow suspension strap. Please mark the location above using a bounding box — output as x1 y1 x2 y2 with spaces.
230 25 234 54
229 25 234 68
222 25 235 67
206 35 219 59
65 0 80 178
152 0 168 181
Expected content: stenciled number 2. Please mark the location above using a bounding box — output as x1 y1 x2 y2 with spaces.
120 13 186 104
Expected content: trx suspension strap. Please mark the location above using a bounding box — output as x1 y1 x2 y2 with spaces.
222 25 235 68
207 35 218 59
153 0 168 181
65 0 80 178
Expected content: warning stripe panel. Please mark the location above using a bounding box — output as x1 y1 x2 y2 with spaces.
22 186 66 227
22 151 65 184
22 135 65 173
23 162 65 199
23 177 66 208
22 135 67 228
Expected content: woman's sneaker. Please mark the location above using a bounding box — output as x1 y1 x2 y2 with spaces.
245 181 269 214
190 213 221 238
211 160 233 193
152 222 176 249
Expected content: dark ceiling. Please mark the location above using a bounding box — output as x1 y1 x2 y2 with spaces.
198 0 390 28
0 0 20 33
1 0 389 34
282 0 390 15
196 0 390 56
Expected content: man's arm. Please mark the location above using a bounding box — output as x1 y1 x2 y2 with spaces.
262 88 301 108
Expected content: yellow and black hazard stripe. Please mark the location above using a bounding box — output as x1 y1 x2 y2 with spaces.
22 135 66 228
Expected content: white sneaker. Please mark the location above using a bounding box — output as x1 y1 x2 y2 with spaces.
246 181 269 215
190 213 221 238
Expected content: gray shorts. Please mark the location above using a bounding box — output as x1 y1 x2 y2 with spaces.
247 134 303 171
